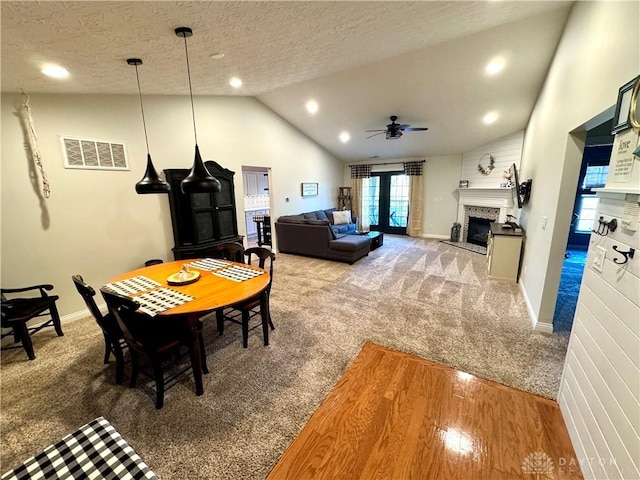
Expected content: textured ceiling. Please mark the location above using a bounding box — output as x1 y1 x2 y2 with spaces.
1 1 574 161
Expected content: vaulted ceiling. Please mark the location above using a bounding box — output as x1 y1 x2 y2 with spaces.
1 1 573 161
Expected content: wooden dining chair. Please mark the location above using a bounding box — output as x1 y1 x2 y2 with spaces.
1 284 63 360
216 247 275 348
72 275 127 384
100 288 209 409
215 242 245 263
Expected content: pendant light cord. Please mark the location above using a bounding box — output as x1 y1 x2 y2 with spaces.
133 64 151 156
182 34 198 145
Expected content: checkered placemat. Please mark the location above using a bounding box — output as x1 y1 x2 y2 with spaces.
1 416 158 480
188 258 231 271
135 287 194 317
102 276 160 296
212 265 265 282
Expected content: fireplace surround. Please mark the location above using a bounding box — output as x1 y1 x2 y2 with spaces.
456 187 514 245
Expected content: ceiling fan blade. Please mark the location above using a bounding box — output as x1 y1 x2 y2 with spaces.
403 127 429 132
366 132 385 139
365 129 386 132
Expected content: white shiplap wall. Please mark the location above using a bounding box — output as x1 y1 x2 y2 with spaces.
461 131 524 188
559 191 640 480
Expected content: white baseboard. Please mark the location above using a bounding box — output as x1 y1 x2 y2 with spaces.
62 308 93 324
1 308 94 347
518 279 553 334
423 234 450 240
63 303 109 324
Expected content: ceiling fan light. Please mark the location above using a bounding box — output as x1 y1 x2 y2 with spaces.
180 145 221 194
136 153 171 194
386 131 402 140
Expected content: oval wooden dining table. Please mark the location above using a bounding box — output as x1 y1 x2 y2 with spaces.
106 258 270 396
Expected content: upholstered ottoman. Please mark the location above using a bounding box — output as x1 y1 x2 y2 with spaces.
327 235 371 264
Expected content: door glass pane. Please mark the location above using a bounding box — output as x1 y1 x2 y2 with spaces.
389 174 409 227
582 165 608 189
363 177 380 225
575 195 599 232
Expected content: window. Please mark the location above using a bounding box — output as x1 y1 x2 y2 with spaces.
582 165 608 189
363 176 380 225
575 195 599 233
388 174 409 227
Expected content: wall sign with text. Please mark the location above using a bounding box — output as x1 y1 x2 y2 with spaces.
301 182 318 197
611 129 639 183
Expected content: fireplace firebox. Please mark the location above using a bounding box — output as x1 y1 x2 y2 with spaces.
467 217 491 247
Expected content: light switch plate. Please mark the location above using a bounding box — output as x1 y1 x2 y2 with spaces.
593 246 606 272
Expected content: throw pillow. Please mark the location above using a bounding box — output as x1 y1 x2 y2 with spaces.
314 210 330 221
307 219 330 226
303 212 318 220
333 210 352 225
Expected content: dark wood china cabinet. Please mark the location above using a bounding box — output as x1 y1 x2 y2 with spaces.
164 161 243 260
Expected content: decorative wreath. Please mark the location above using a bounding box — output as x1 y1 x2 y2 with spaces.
477 153 495 176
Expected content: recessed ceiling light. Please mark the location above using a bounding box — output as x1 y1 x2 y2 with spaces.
306 100 319 115
229 77 243 88
339 131 351 143
210 53 225 60
41 64 69 79
485 56 506 75
483 112 498 124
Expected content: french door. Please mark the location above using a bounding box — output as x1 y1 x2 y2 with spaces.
363 172 409 235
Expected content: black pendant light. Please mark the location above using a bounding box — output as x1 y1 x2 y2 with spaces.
128 58 171 194
175 26 221 194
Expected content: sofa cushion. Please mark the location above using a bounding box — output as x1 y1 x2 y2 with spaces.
333 210 352 225
329 235 370 252
332 224 351 234
307 219 330 226
277 215 307 224
303 212 318 220
324 208 338 223
314 210 330 222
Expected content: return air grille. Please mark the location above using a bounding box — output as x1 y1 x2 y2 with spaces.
60 136 129 170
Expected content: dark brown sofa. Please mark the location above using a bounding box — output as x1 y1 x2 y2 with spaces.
275 212 370 264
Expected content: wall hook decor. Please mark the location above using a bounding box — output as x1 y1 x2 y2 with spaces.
612 245 635 265
592 217 617 236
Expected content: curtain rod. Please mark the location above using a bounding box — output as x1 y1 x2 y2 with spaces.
348 159 425 167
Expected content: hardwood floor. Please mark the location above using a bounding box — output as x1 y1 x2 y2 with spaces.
267 342 583 480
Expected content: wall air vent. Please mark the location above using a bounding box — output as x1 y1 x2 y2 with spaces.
60 136 129 170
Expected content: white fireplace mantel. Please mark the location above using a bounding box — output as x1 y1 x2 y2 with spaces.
456 187 514 223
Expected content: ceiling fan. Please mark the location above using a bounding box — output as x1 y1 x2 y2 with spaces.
366 115 429 140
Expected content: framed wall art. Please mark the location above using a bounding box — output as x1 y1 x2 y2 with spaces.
612 75 639 135
301 182 318 197
629 75 640 129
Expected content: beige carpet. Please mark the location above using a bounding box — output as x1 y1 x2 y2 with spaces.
1 235 570 479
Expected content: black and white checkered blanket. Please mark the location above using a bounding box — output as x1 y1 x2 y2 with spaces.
1 417 158 480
